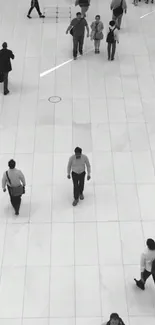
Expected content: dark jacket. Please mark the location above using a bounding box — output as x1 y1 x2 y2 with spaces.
0 49 14 73
107 319 125 325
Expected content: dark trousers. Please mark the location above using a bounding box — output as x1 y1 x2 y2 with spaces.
107 42 116 59
3 72 9 93
28 0 42 16
7 186 21 213
72 171 85 200
73 35 84 58
112 13 123 29
142 269 155 283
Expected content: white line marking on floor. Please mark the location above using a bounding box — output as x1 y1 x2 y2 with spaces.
140 10 155 19
40 48 93 77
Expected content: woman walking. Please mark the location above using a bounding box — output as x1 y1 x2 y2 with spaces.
134 238 155 290
90 15 104 53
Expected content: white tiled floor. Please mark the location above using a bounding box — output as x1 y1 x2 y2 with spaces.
0 0 155 324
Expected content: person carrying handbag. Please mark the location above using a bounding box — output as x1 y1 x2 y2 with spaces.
90 15 104 53
110 0 127 30
2 159 26 216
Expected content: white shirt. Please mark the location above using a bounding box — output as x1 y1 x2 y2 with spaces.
2 168 26 189
140 248 155 272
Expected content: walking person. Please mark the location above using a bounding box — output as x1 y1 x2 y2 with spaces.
27 0 45 18
103 313 125 325
0 42 14 95
90 15 104 54
134 238 155 290
110 0 127 30
75 0 90 17
2 159 26 216
67 147 91 206
66 12 89 60
106 20 119 61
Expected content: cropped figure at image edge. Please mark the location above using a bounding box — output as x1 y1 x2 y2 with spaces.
2 159 26 216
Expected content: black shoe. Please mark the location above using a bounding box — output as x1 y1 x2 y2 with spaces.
134 278 145 290
15 211 19 216
73 56 77 60
95 49 98 54
79 51 83 55
111 57 114 61
4 90 9 95
27 15 31 19
40 14 45 18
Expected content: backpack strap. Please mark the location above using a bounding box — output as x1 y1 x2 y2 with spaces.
6 171 12 186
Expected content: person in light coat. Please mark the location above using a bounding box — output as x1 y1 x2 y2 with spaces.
90 15 104 53
134 238 155 290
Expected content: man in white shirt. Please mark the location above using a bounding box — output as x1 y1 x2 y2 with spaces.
134 238 155 290
67 147 91 206
2 159 26 215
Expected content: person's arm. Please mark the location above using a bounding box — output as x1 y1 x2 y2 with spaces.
85 23 89 37
110 0 114 10
66 20 74 34
2 172 7 191
123 0 127 13
19 171 26 186
10 51 15 60
67 157 73 177
140 252 146 272
85 156 91 176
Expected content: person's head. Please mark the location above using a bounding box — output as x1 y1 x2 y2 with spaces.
146 238 155 251
109 20 115 28
74 147 82 159
95 15 100 22
2 42 7 49
109 313 120 325
8 159 16 169
76 12 82 20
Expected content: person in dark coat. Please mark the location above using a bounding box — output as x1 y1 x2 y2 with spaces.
27 0 45 18
0 42 14 95
103 313 125 325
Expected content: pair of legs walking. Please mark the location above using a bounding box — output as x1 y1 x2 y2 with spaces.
80 6 89 17
73 35 84 58
27 1 44 18
107 41 116 60
94 40 100 53
7 186 21 215
134 269 155 290
72 171 85 205
112 14 123 30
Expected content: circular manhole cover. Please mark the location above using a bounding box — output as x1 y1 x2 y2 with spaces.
48 96 61 103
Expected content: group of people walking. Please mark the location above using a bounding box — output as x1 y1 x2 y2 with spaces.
133 0 153 5
66 0 127 60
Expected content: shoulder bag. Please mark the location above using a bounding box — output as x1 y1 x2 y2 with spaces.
6 171 24 197
113 0 123 17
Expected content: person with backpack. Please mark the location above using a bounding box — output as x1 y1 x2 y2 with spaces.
106 20 119 61
103 313 125 325
110 0 127 30
134 238 155 290
2 159 26 216
27 0 45 19
66 12 89 60
90 15 104 54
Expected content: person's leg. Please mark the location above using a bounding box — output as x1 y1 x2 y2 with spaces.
14 196 21 215
107 43 111 60
3 72 9 94
78 34 84 54
35 1 42 16
134 269 151 290
27 5 34 16
94 40 100 53
117 14 123 29
81 6 89 17
72 172 80 204
152 273 155 284
111 41 116 60
73 36 78 58
79 172 86 199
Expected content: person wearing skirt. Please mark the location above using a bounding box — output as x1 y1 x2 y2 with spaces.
90 15 104 53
